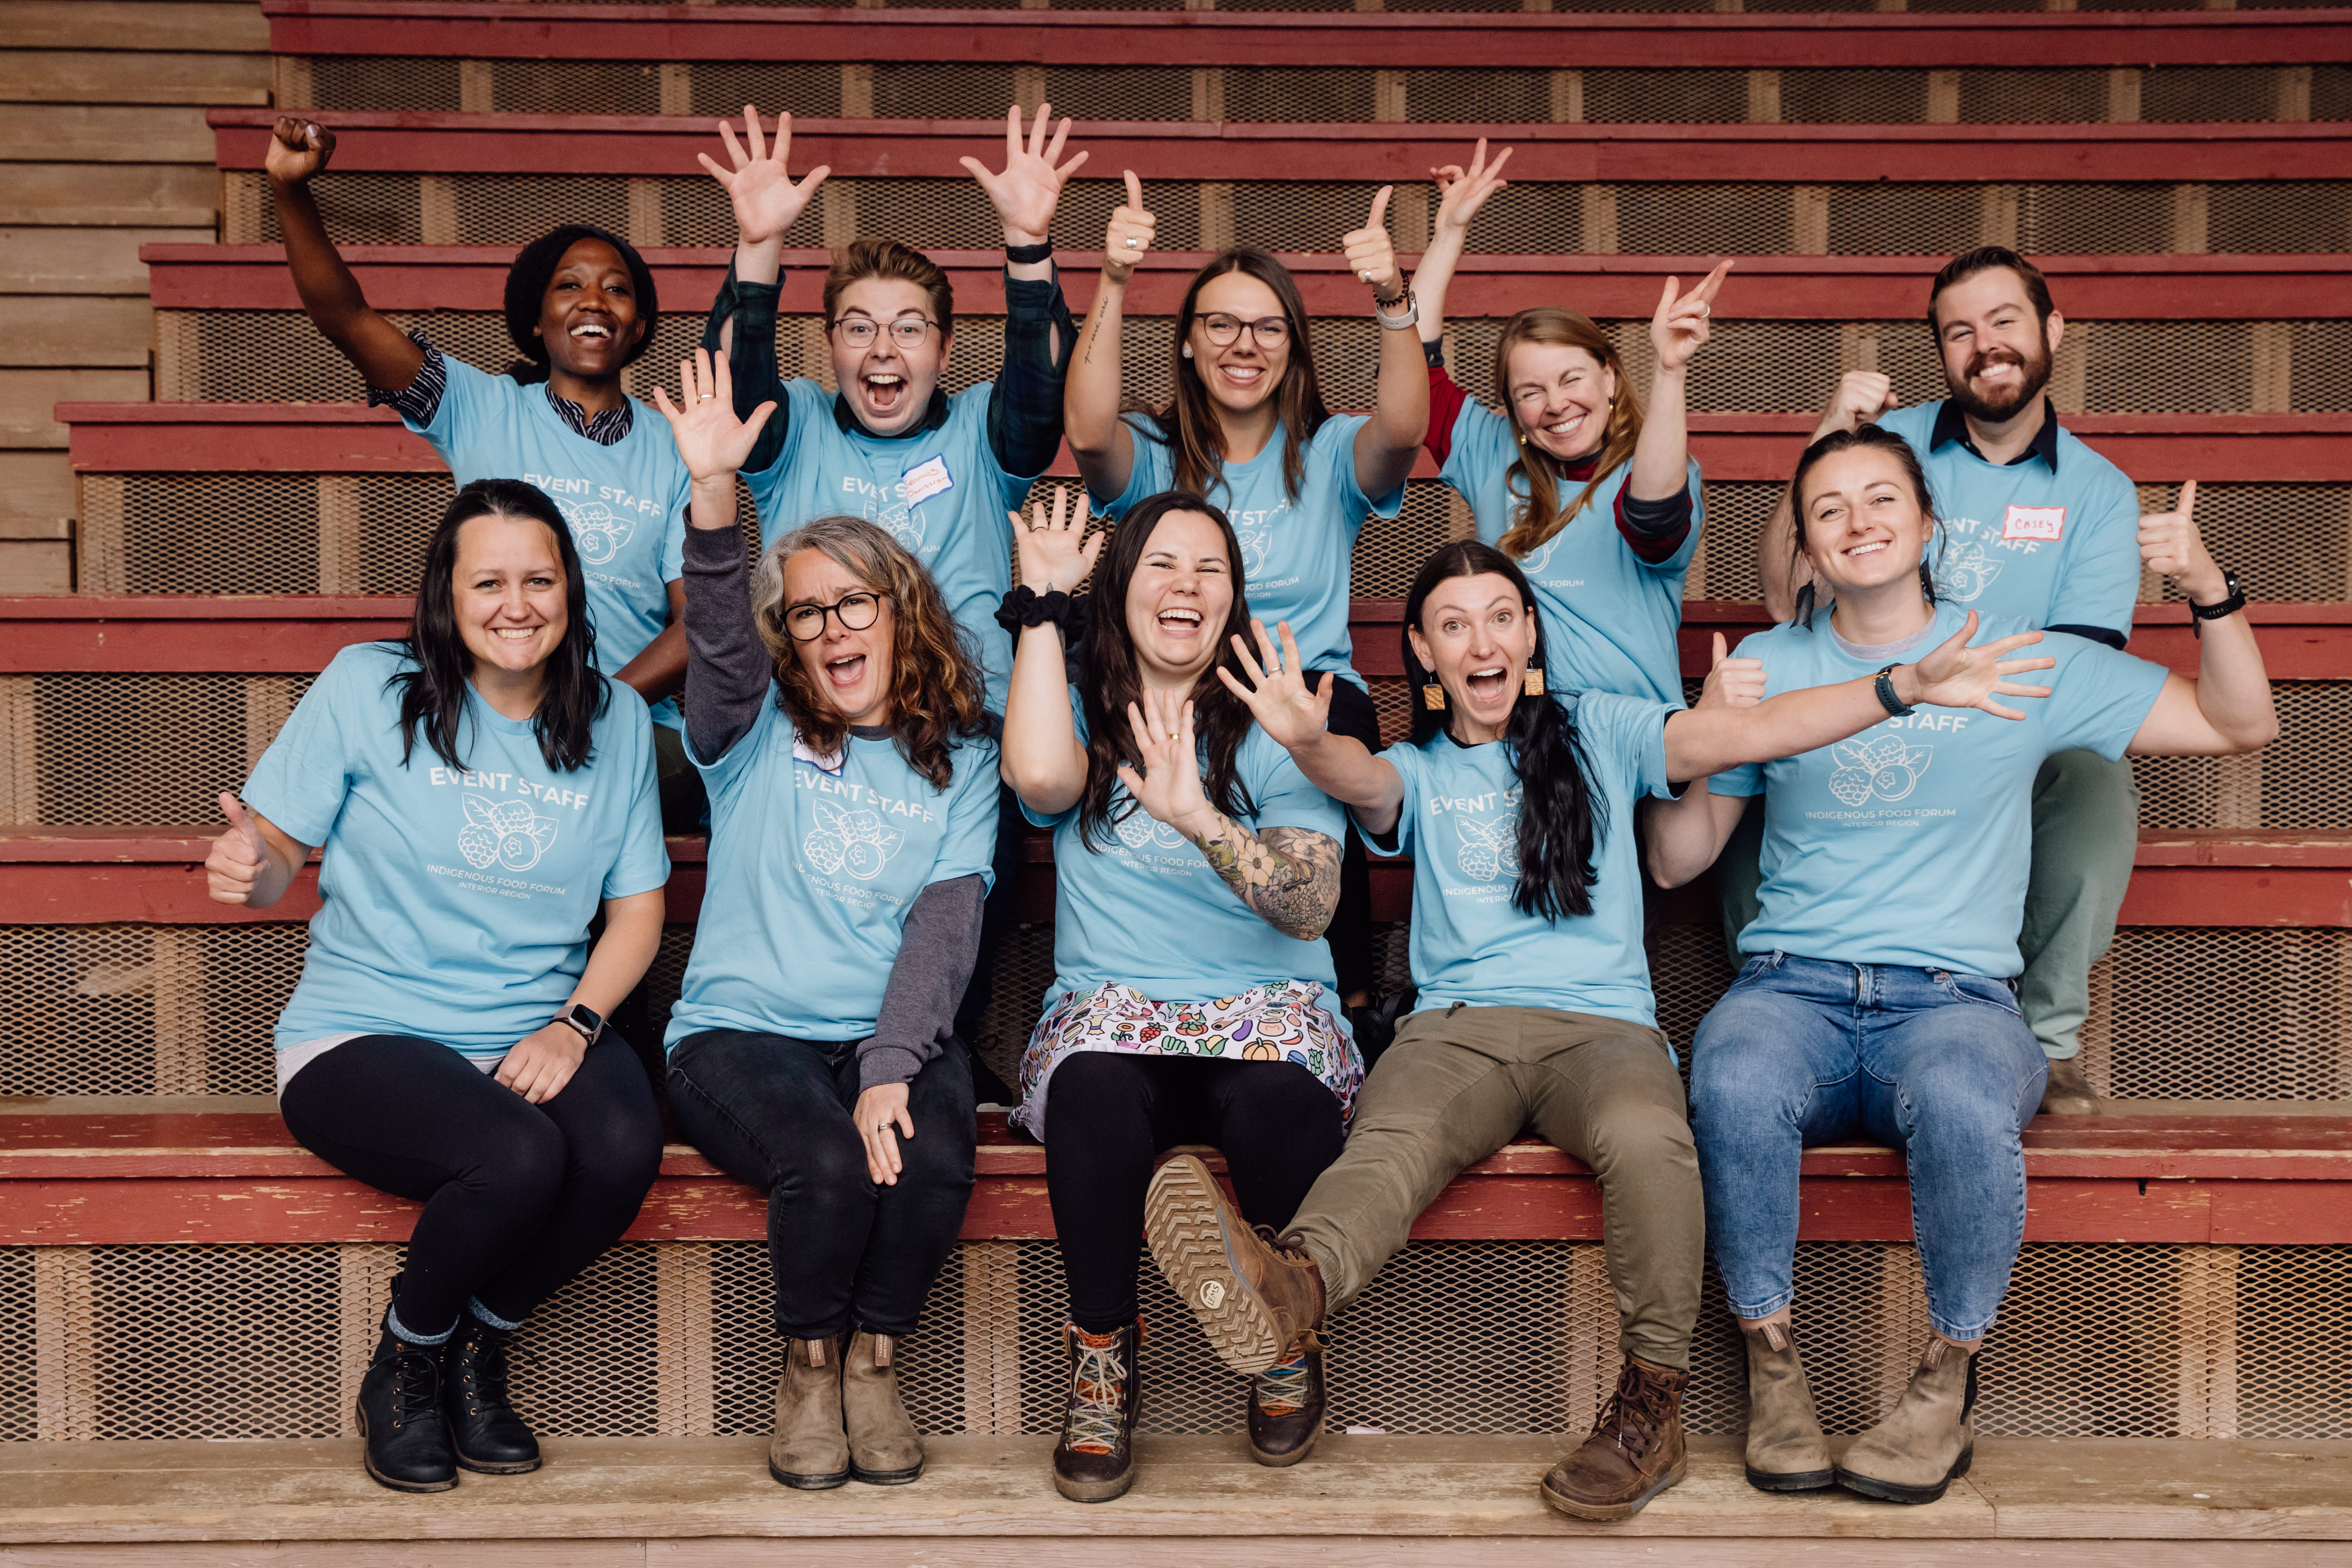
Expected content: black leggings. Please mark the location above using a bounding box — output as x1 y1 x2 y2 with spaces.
280 1033 662 1336
1318 671 1379 1002
1044 1052 1345 1333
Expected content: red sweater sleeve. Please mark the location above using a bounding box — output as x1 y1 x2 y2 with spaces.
1424 361 1469 468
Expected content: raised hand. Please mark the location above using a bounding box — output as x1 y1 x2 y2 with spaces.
961 103 1089 247
1012 484 1102 595
1821 370 1897 435
1909 611 2057 721
1343 185 1403 303
265 116 336 184
2139 480 2227 603
1217 618 1334 752
1650 259 1733 374
1693 631 1765 711
205 791 267 906
651 347 776 487
1117 687 1214 832
1102 169 1156 286
698 106 831 247
1431 138 1514 242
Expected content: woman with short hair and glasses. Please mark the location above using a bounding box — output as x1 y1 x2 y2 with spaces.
654 350 1002 1492
1063 171 1430 1025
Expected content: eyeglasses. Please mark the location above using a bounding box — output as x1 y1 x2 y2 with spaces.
1196 312 1291 349
831 315 937 349
784 591 886 642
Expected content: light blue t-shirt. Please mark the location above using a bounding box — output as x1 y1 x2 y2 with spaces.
1440 396 1702 708
1100 414 1403 692
1368 692 1678 1026
1875 401 2141 640
664 696 1001 1048
1711 605 2168 977
399 356 691 726
1024 691 1348 1026
245 642 670 1063
743 379 1039 715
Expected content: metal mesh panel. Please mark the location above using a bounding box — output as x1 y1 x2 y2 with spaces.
490 60 665 117
1776 70 1926 126
687 63 843 119
1039 68 1199 125
2135 482 2352 605
2088 928 2352 1102
0 924 301 1096
871 65 1022 122
2234 1244 2352 1439
88 1244 345 1439
0 1249 31 1442
307 56 462 113
2208 184 2352 255
2144 68 2294 126
1583 69 1747 126
1355 479 1462 600
1223 68 1380 125
1957 69 2106 126
1404 68 1555 126
2134 682 2346 831
119 471 318 594
258 173 426 247
13 674 315 827
507 1244 665 1435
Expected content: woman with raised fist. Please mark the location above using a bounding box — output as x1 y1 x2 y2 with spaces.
264 118 701 830
208 478 669 1495
1065 171 1430 1024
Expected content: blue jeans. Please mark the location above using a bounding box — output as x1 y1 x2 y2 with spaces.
1688 953 2047 1343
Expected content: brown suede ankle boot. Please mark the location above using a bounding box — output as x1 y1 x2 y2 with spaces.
1741 1320 1832 1491
1146 1153 1326 1375
767 1334 850 1490
2038 1055 2103 1116
1835 1337 1979 1505
1246 1346 1325 1467
1052 1320 1142 1503
842 1330 924 1486
1539 1354 1690 1521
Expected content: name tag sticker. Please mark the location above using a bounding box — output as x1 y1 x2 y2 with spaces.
901 455 955 509
2002 504 2066 542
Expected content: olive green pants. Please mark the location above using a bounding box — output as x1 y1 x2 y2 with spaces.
1714 748 2140 1061
1283 1004 1704 1370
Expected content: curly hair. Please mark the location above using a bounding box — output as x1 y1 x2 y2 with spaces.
749 515 990 789
1491 307 1644 560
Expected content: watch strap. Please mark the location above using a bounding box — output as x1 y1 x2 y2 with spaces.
2188 570 2246 637
1874 664 1915 719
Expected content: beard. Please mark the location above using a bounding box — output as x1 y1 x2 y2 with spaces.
1947 335 2052 423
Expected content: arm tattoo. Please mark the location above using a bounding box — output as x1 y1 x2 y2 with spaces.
1189 818 1341 941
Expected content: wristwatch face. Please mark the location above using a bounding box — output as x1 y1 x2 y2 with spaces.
566 1004 603 1038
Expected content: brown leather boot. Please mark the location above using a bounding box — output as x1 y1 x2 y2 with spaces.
842 1330 924 1486
1146 1152 1326 1375
2038 1055 2102 1116
1052 1321 1142 1503
1246 1347 1325 1467
1741 1320 1832 1491
1835 1337 1978 1505
1539 1354 1690 1521
767 1335 850 1490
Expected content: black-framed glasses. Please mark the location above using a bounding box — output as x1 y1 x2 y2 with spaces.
784 591 886 642
831 315 937 349
1196 312 1291 348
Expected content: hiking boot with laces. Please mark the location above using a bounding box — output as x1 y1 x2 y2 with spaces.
1052 1320 1142 1503
1146 1152 1326 1375
1539 1353 1690 1521
442 1315 540 1474
356 1311 458 1493
1247 1346 1325 1466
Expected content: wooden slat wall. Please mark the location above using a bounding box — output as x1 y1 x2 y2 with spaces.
0 2 271 593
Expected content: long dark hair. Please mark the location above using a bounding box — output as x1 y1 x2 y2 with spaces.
1151 248 1329 504
502 224 659 386
391 478 606 773
1403 541 1606 922
1076 491 1259 850
1786 423 1941 629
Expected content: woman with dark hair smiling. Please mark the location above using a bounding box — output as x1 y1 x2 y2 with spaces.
206 478 669 1495
1001 486 1357 1502
266 118 700 829
1142 540 2051 1523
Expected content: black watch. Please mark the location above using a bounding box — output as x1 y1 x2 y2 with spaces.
2187 570 2246 637
1874 663 1915 719
557 1003 604 1045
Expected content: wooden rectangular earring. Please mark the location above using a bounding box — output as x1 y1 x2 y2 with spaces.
1523 668 1545 697
1421 682 1446 711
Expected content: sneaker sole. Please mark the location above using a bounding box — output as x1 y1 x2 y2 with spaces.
1834 1442 1974 1505
1744 1463 1835 1492
354 1402 457 1494
1539 1455 1689 1522
1146 1154 1285 1376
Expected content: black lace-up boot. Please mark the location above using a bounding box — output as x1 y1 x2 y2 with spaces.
356 1310 458 1493
442 1314 541 1474
1051 1320 1143 1502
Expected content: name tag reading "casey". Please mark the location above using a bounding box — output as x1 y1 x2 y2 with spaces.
2002 504 2066 542
900 455 956 508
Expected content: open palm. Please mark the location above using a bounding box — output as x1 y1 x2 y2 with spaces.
1117 687 1212 831
651 348 775 484
961 104 1089 246
699 106 830 247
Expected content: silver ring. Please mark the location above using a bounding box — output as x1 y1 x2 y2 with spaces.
1124 237 1141 250
1360 270 1375 284
1266 661 1282 676
697 393 713 401
1698 305 1710 319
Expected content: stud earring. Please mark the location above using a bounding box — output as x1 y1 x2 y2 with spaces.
1421 683 1447 711
1181 344 1194 359
1522 668 1546 698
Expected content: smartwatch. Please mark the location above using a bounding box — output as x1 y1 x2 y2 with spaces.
1873 664 1915 719
557 1002 604 1045
2187 570 2246 638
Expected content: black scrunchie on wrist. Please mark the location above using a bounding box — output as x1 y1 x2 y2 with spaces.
1004 242 1052 264
996 584 1089 639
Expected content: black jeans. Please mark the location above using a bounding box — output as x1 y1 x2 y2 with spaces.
1044 1052 1345 1332
1318 671 1379 1002
668 1029 977 1340
280 1032 662 1336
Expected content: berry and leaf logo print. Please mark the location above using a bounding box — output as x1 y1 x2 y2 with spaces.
1828 736 1933 806
873 499 927 556
804 799 905 881
458 794 559 871
1933 540 2003 603
1454 815 1519 883
1114 807 1190 853
559 499 635 567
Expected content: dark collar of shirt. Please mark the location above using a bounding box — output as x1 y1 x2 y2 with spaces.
546 386 632 446
833 389 952 440
1929 396 2060 473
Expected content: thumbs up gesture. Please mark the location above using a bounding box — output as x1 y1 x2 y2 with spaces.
1102 170 1155 286
2138 480 2227 604
207 791 271 906
1343 185 1403 305
1694 631 1766 711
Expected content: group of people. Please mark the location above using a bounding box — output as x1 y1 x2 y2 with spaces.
208 113 2276 1515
